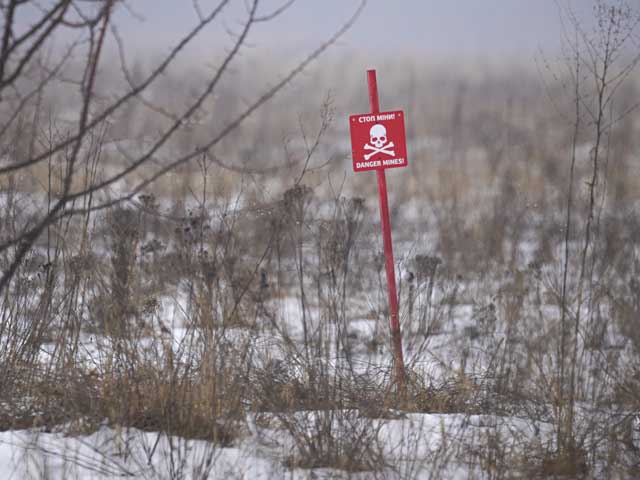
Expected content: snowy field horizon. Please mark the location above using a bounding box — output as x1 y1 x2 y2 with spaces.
1 1 640 479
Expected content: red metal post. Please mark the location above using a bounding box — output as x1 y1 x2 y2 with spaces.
367 69 406 390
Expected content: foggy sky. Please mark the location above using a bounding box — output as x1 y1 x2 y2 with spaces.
111 0 596 58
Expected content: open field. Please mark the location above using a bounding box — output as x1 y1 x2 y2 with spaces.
1 1 640 478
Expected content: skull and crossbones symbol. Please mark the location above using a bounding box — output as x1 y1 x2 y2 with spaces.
364 124 395 160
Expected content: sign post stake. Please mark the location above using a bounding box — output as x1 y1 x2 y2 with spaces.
366 69 406 391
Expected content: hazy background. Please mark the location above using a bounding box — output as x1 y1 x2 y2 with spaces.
112 0 597 59
2 2 640 477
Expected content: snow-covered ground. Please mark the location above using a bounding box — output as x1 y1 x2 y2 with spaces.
0 412 554 479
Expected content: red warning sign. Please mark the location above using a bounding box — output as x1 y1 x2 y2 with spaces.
349 110 408 172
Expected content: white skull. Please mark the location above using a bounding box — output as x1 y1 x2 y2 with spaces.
369 124 387 148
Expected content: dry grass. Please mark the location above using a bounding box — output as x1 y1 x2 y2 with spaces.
1 39 640 478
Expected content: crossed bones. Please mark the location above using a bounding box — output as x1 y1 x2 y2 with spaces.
364 141 395 160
